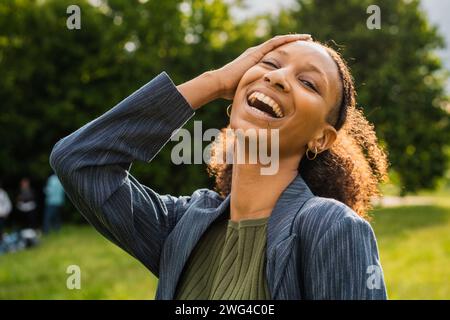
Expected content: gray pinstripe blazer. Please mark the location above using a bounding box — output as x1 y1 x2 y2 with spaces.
49 71 387 300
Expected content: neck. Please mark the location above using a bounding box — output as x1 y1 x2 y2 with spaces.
229 154 301 222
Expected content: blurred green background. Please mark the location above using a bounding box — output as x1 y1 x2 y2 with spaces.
0 0 449 299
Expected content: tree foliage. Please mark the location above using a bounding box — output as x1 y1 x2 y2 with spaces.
0 0 448 208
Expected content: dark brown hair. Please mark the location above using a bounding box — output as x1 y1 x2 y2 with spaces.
207 41 389 219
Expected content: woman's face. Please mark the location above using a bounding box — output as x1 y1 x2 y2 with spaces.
230 41 341 159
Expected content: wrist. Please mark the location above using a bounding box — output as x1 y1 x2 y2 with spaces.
204 69 225 100
176 70 223 110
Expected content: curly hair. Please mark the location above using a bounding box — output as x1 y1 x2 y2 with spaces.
207 41 390 219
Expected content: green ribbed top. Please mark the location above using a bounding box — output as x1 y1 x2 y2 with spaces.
174 213 271 300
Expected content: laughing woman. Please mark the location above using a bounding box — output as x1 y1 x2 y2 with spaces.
50 34 389 300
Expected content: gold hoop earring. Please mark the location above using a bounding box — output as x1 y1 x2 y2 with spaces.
306 146 318 160
226 104 232 118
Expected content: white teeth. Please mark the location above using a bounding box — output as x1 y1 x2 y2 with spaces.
248 91 284 117
269 100 282 117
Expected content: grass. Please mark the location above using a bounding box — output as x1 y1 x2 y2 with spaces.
370 204 450 299
0 226 158 299
1 199 450 299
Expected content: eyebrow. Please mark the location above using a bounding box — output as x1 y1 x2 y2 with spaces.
272 49 329 93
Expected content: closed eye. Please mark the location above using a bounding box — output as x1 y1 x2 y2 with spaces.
262 60 278 68
300 79 318 93
262 59 320 94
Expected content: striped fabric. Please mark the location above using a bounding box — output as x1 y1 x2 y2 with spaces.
49 71 388 300
175 213 271 300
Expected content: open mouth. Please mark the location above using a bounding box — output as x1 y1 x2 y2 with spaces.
247 91 284 118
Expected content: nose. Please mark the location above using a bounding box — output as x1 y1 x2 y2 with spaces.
263 70 290 92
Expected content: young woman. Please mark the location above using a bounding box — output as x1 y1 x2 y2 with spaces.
50 34 389 300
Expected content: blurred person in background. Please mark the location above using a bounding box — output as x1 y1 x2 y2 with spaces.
0 180 12 241
42 173 65 234
16 178 38 230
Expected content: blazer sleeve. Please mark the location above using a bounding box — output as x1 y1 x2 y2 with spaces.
49 71 195 277
304 214 388 300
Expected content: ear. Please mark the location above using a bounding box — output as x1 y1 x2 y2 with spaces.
311 124 337 153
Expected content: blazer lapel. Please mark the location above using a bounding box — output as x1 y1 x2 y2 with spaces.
157 173 314 300
157 194 231 299
266 173 314 299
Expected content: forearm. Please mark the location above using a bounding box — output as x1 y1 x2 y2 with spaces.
50 71 194 209
176 71 222 110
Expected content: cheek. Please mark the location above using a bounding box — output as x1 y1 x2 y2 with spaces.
292 93 325 128
236 67 262 91
230 67 263 123
278 96 325 155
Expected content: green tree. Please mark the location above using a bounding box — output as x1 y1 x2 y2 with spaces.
0 0 258 206
1 0 448 209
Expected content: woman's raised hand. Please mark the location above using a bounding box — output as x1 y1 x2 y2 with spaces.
176 34 312 110
212 34 312 100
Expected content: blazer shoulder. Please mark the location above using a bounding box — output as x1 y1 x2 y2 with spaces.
302 195 362 220
295 196 368 246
